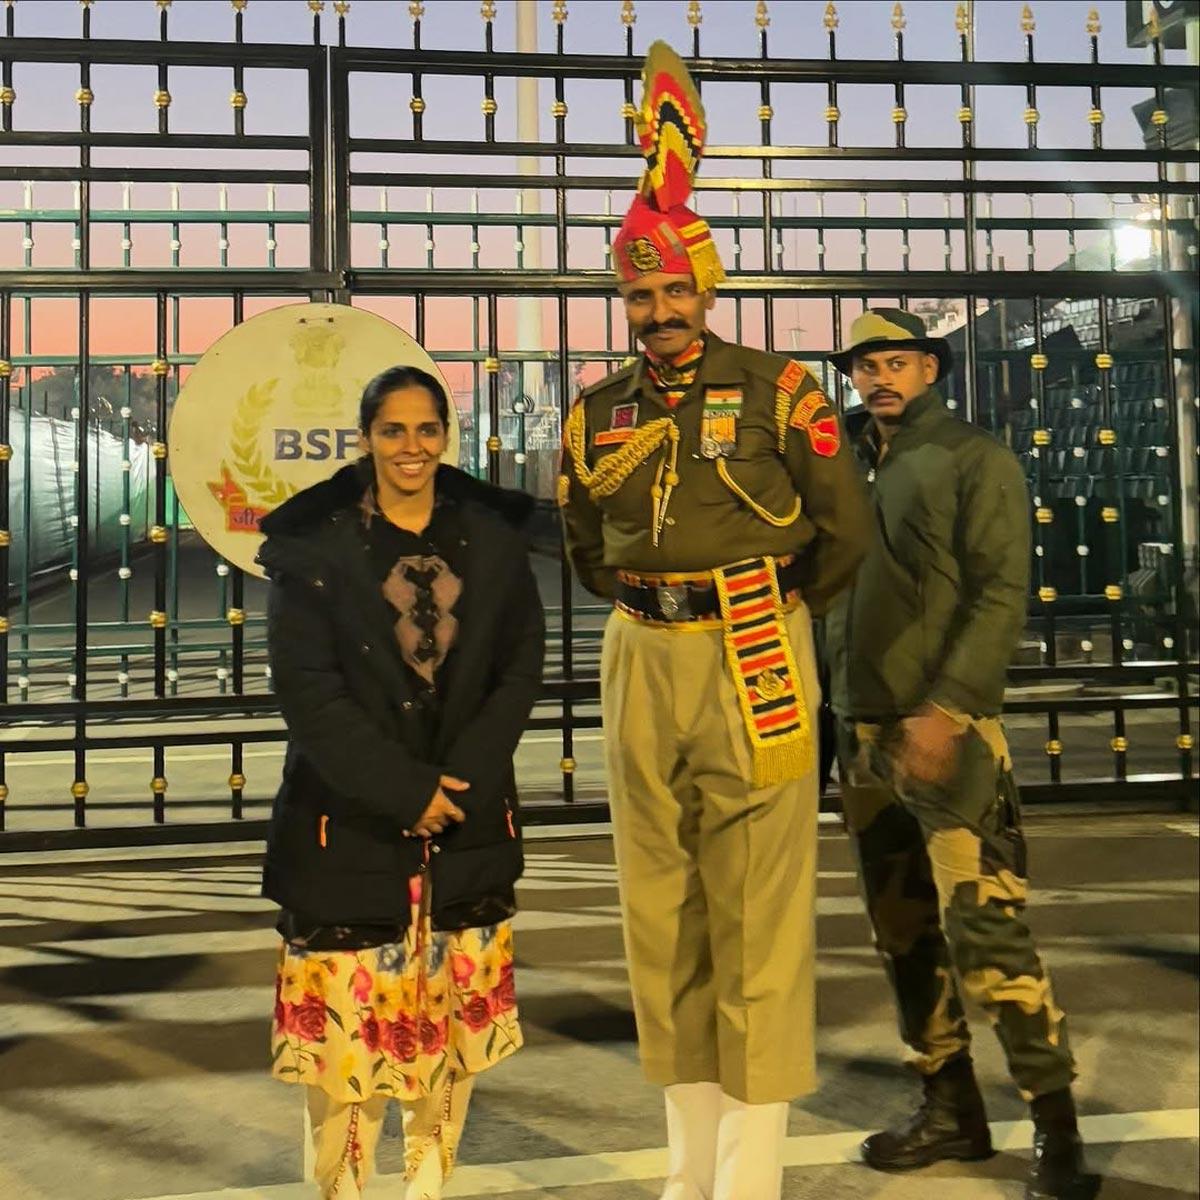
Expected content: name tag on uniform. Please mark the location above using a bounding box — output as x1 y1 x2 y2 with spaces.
701 387 742 459
594 402 639 447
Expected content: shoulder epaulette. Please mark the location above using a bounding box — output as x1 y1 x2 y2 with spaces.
579 359 638 402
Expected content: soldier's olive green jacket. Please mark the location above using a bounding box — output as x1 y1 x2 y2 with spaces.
825 388 1031 720
559 332 871 616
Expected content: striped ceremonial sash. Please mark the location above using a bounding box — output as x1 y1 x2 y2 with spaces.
713 556 814 788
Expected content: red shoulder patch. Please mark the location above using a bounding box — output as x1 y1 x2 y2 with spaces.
808 413 841 458
789 391 829 430
776 360 806 396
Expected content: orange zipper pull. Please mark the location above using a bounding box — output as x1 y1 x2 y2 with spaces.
318 814 329 847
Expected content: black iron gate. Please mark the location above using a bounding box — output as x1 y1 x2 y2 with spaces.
1 0 1197 846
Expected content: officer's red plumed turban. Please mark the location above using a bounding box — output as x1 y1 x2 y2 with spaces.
612 41 726 294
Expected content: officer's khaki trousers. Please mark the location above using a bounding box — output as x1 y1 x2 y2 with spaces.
601 604 820 1105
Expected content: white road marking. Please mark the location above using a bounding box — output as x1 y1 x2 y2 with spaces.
128 1108 1200 1200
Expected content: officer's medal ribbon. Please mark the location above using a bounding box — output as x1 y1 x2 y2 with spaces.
700 387 742 460
713 556 813 788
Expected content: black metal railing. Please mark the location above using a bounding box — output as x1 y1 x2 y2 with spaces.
1 0 1196 844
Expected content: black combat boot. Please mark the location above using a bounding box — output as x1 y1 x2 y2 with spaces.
1027 1088 1099 1200
861 1055 994 1171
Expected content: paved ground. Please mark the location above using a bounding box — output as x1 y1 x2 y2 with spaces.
0 813 1196 1199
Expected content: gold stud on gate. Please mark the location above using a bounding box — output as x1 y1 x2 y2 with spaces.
1178 734 1195 751
230 90 248 110
486 435 502 453
150 525 169 544
1110 737 1128 753
481 97 498 116
1098 428 1117 446
1035 507 1053 524
71 780 90 799
560 757 576 774
1095 352 1114 370
1045 739 1063 756
1101 506 1118 523
484 357 500 373
229 773 247 790
0 616 9 635
0 530 10 547
1030 353 1048 370
1033 429 1051 446
151 776 168 795
1038 586 1057 603
152 441 168 459
1104 584 1123 601
0 784 8 804
76 88 94 107
0 87 15 107
226 608 246 626
149 610 168 629
154 90 172 109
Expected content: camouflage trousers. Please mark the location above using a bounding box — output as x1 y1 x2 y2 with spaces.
837 715 1076 1101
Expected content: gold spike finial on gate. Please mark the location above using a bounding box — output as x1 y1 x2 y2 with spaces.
823 2 838 31
480 0 496 21
1020 4 1035 33
955 2 969 34
408 0 424 18
755 0 769 29
156 0 172 9
891 2 905 32
334 1 349 16
620 0 635 25
687 0 702 27
231 0 248 11
307 0 324 13
1086 8 1100 35
552 0 568 23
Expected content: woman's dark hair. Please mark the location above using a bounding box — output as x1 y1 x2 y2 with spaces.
359 365 450 433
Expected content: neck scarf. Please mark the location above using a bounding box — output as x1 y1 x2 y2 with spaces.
644 336 706 409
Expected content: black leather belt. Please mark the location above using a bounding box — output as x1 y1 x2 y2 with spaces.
616 557 804 623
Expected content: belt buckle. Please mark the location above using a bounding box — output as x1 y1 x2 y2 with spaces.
657 585 690 619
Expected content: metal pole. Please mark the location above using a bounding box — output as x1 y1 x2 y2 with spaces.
515 0 545 427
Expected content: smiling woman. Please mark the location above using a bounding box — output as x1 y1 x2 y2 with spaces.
255 361 546 1199
358 366 451 526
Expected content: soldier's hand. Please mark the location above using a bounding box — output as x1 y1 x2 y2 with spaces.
410 776 469 838
897 704 964 786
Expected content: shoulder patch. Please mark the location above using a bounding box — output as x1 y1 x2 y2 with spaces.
807 414 842 458
789 390 832 430
775 359 808 397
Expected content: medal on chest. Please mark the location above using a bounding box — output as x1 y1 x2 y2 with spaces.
699 387 743 459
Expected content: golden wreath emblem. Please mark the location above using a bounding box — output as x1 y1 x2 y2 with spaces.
229 379 297 507
628 236 664 273
755 668 787 701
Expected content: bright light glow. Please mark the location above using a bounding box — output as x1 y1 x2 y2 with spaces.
1114 224 1154 265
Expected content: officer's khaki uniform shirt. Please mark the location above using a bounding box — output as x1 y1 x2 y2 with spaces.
559 332 870 613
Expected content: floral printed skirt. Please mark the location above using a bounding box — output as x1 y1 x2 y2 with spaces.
271 875 522 1104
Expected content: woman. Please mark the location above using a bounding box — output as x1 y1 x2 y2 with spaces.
258 364 545 1199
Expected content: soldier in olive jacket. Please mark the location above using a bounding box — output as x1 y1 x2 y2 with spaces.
825 309 1095 1200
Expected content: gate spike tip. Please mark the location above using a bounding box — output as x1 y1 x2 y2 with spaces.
231 0 248 11
1086 8 1100 35
891 3 905 32
955 2 969 34
480 0 495 22
755 0 769 30
823 2 838 31
334 0 349 16
551 0 567 22
408 0 423 17
1020 4 1035 34
687 0 702 27
620 0 635 26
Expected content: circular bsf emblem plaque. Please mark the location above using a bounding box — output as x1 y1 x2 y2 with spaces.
168 302 460 579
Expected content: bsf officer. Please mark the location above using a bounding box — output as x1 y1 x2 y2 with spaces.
824 309 1096 1200
560 41 871 1200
